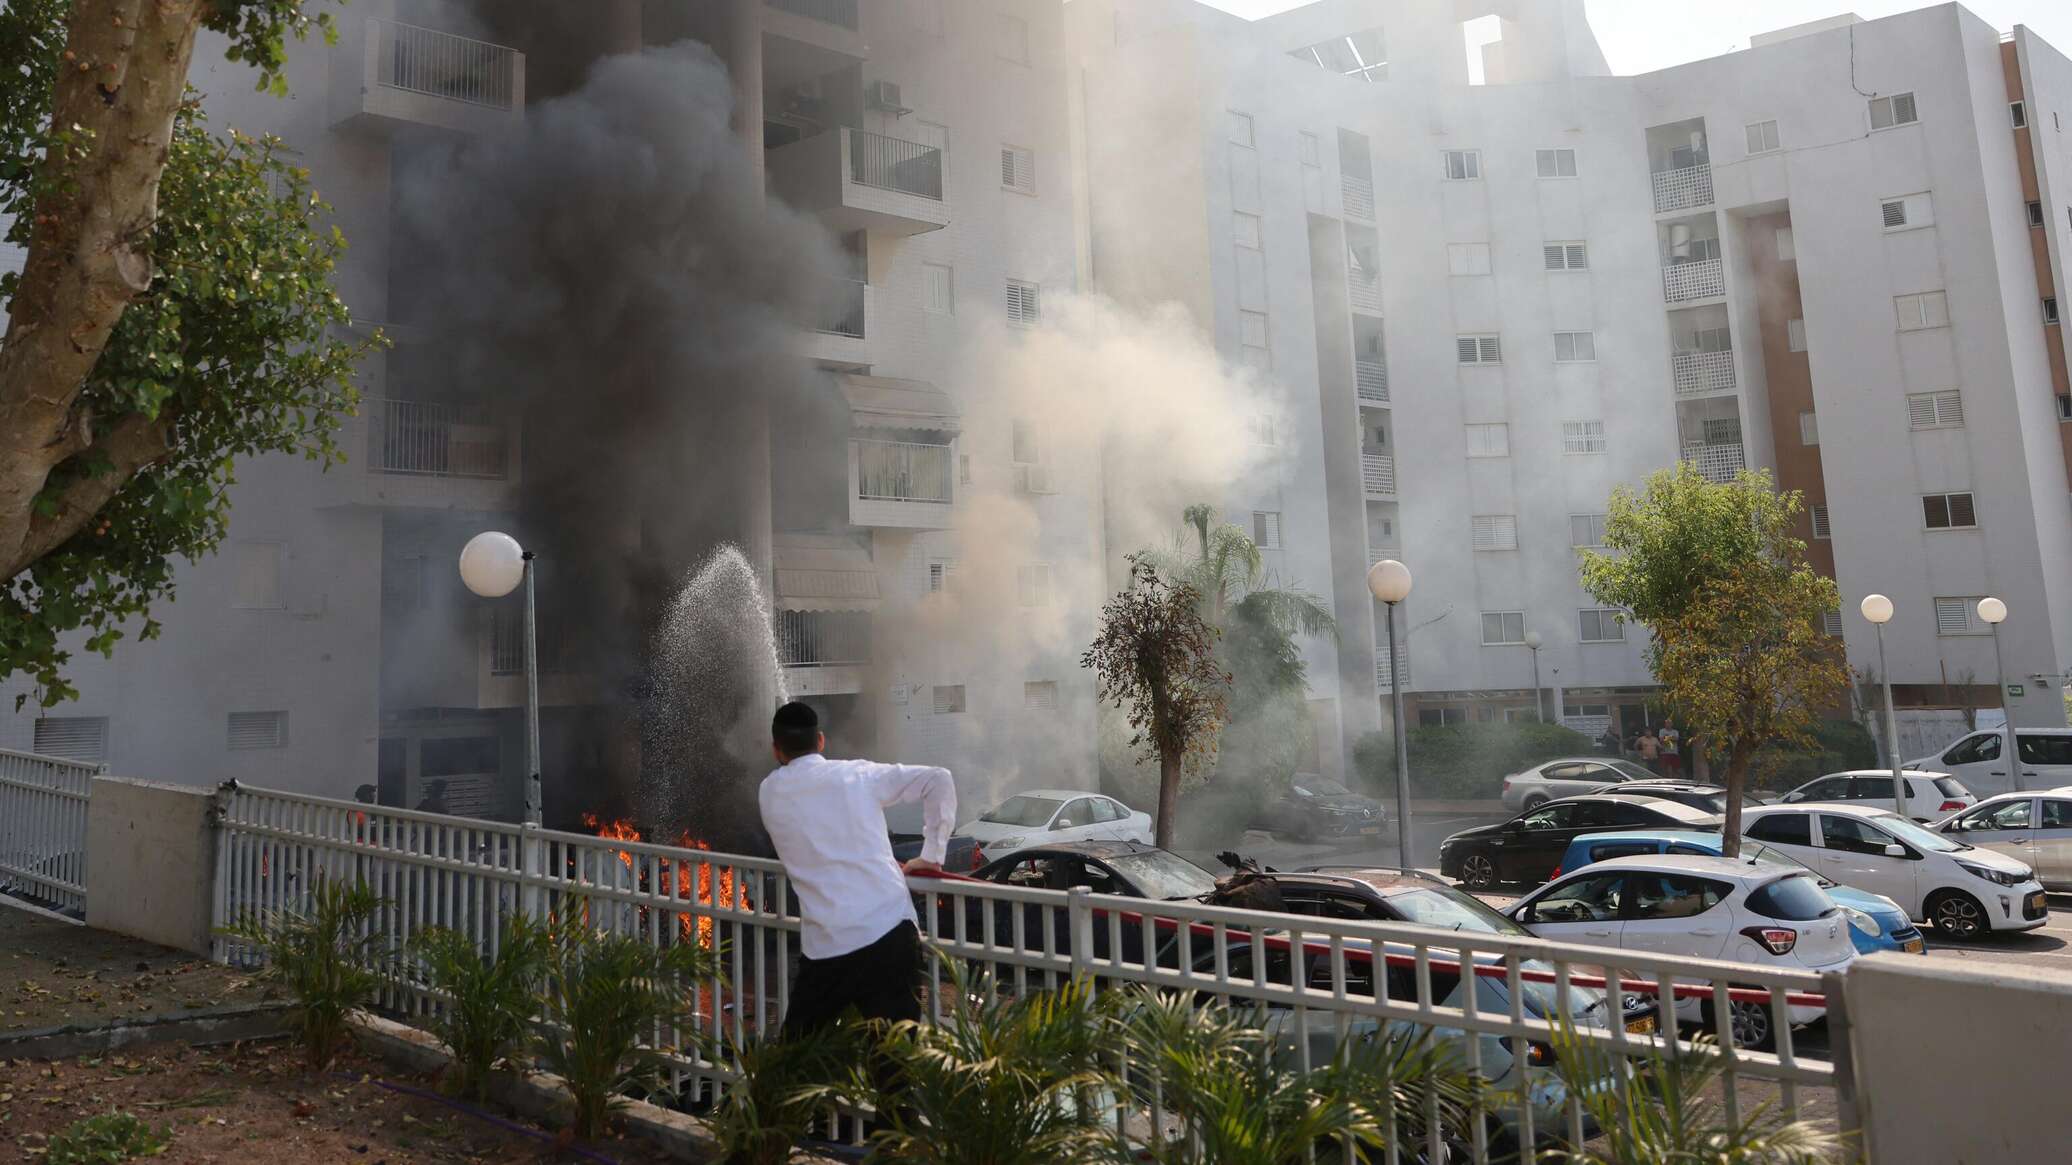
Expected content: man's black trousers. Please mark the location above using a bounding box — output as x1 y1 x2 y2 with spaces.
781 919 923 1037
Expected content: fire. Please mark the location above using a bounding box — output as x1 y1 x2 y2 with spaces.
578 813 740 948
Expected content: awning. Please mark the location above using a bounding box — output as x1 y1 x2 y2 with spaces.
772 534 881 611
839 374 960 433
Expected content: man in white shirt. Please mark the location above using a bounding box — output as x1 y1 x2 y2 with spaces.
759 701 955 1037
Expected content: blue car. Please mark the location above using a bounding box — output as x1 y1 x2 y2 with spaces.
1552 830 1926 955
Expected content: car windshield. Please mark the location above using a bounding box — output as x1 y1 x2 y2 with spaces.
1298 777 1352 796
981 795 1063 827
1606 760 1656 781
1105 850 1220 900
1384 886 1532 936
1871 812 1967 853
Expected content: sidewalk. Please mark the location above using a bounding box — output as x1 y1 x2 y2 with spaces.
1 900 269 1039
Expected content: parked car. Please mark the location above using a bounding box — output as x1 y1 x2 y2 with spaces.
1907 729 2072 799
1501 756 1660 811
951 841 1222 965
1253 773 1389 842
1439 795 1724 889
1507 854 1856 1049
1742 803 2047 940
961 790 1153 856
1774 769 1975 823
1607 782 1738 814
1936 788 2072 890
890 832 988 872
1258 866 1538 933
1549 830 1924 955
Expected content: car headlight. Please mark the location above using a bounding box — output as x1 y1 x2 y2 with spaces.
1842 907 1881 937
1957 861 2024 887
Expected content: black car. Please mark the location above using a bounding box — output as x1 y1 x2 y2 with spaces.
1600 781 1734 814
890 832 988 872
1255 774 1390 842
947 841 1223 964
1437 794 1724 889
1253 866 1538 935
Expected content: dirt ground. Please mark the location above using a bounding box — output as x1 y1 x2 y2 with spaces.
1 910 269 1033
2 1040 682 1164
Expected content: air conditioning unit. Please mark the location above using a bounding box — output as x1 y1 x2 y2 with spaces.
1014 463 1054 495
865 80 909 115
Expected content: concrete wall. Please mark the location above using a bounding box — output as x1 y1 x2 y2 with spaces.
85 777 219 956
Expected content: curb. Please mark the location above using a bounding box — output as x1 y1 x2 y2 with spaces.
0 1000 294 1060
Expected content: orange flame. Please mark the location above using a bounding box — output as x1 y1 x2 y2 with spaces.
578 813 739 948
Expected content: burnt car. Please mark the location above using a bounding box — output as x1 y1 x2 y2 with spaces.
1254 774 1389 843
1437 794 1724 889
890 832 988 872
939 841 1223 966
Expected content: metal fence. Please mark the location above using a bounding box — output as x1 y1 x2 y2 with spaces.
366 397 512 479
1662 257 1725 303
819 278 867 338
378 21 520 111
207 783 1855 1160
1651 163 1714 213
847 129 943 201
854 439 953 503
1363 452 1397 495
1671 348 1737 396
0 746 101 912
1356 359 1390 404
773 609 871 667
1342 173 1376 220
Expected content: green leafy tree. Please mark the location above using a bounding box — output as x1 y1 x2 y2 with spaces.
0 0 368 705
1580 465 1849 853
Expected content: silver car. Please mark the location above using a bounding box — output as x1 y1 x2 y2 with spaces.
1502 756 1659 811
1937 788 2072 890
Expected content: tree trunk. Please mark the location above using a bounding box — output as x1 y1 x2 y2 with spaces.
1721 740 1750 857
1154 749 1181 850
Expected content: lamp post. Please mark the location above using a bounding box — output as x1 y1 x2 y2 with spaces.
1860 594 1905 819
1367 559 1413 865
460 532 540 825
1978 597 2017 791
1522 630 1544 723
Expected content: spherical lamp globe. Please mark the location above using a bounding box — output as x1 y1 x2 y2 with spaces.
459 532 526 599
1977 597 2008 625
1859 594 1894 625
1367 559 1412 604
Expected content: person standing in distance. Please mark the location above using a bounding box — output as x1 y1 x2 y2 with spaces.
759 701 956 1037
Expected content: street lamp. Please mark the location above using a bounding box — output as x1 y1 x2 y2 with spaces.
460 532 541 825
1859 594 1906 819
1522 630 1544 723
1367 559 1413 866
1978 597 2017 791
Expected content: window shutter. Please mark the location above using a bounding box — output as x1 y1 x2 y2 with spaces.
1893 92 1917 124
1456 336 1480 363
1935 393 1963 426
1934 598 1971 635
1787 318 1807 351
227 711 288 750
1465 423 1509 457
1907 394 1939 429
1821 610 1845 637
1948 493 1976 527
1565 243 1587 269
1543 244 1564 270
1024 681 1059 711
1536 149 1556 177
1799 411 1819 446
1478 336 1501 362
1472 514 1517 550
1810 504 1831 538
923 263 953 314
1570 513 1606 547
1251 510 1282 548
1881 199 1907 228
33 717 108 764
1005 279 1040 325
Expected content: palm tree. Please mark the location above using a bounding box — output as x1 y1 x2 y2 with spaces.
1175 503 1335 637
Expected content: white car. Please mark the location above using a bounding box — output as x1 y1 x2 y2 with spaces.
1742 803 2047 940
1773 769 1976 823
1907 728 2072 799
961 790 1153 856
1507 853 1856 1049
1937 788 2072 891
1500 756 1661 811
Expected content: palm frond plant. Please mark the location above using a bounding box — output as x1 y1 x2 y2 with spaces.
1544 1021 1846 1164
218 874 387 1068
411 913 552 1101
707 1023 864 1165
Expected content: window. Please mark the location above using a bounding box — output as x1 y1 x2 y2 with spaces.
1419 707 1467 727
1234 211 1262 250
1907 390 1964 430
1811 503 1832 539
1747 813 1811 846
1543 242 1588 271
1464 423 1510 457
32 716 107 764
1822 814 1897 856
1005 278 1040 325
927 560 957 593
1000 146 1035 194
2046 800 2072 829
1251 510 1283 549
1017 563 1052 606
922 262 954 315
1481 611 1527 645
1535 148 1578 178
997 13 1029 63
2011 100 2028 128
1821 609 1845 636
1562 420 1607 454
1935 596 1991 636
1745 119 1781 154
1011 419 1041 464
1627 875 1728 920
2048 297 2061 325
2030 200 2047 227
1868 92 1918 130
1922 492 1977 530
1239 309 1269 350
1880 192 1934 230
932 684 966 714
1775 227 1796 261
1894 291 1949 331
1787 318 1807 352
1442 149 1481 180
2059 394 2072 422
1227 110 1254 147
1569 513 1608 548
1298 131 1320 167
1553 331 1595 362
1471 513 1518 551
1447 242 1492 276
1456 334 1502 364
1578 608 1625 643
959 454 972 484
1523 873 1620 924
227 710 288 750
233 542 283 610
1799 410 1819 446
1024 680 1059 711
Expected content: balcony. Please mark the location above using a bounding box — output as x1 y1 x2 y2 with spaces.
766 127 949 236
1683 441 1747 483
775 609 869 696
1355 360 1389 405
803 278 870 363
850 439 954 528
331 19 524 136
1362 453 1396 496
1651 164 1714 214
1348 276 1384 317
1341 173 1375 221
1672 349 1736 396
334 397 520 510
476 608 598 709
1662 257 1725 303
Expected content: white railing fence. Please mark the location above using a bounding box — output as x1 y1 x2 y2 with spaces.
1651 164 1714 213
847 129 943 200
1348 275 1384 316
773 609 871 667
1662 257 1725 303
205 783 1858 1162
1342 173 1376 220
1363 452 1397 495
378 21 520 111
1671 348 1737 396
366 397 512 480
1356 359 1390 404
0 747 100 913
854 439 953 503
1684 441 1748 483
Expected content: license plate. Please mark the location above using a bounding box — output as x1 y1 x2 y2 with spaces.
1903 938 1926 954
2029 891 2048 913
1359 825 1382 835
1625 1016 1656 1035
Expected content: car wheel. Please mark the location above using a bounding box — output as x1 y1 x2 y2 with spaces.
1459 852 1498 890
1702 995 1777 1052
1521 794 1549 811
1928 889 1988 941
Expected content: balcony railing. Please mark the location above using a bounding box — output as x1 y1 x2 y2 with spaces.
378 22 519 110
367 397 511 479
775 610 870 667
1651 164 1713 213
848 129 943 200
1376 642 1409 692
1355 360 1389 404
1683 441 1747 483
855 439 953 503
765 0 859 31
1362 452 1396 495
489 608 566 676
1662 257 1724 303
1341 173 1375 220
1671 349 1736 396
1348 276 1383 316
819 277 866 338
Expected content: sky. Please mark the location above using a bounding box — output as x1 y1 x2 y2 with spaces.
1192 1 2072 75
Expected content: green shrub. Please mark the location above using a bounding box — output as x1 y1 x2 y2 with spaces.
412 914 552 1101
220 876 387 1067
1748 719 1878 791
1354 721 1595 799
708 1024 863 1165
46 1112 171 1164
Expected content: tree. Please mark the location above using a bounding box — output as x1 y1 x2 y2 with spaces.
1 0 366 704
1581 464 1849 854
1082 555 1229 849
